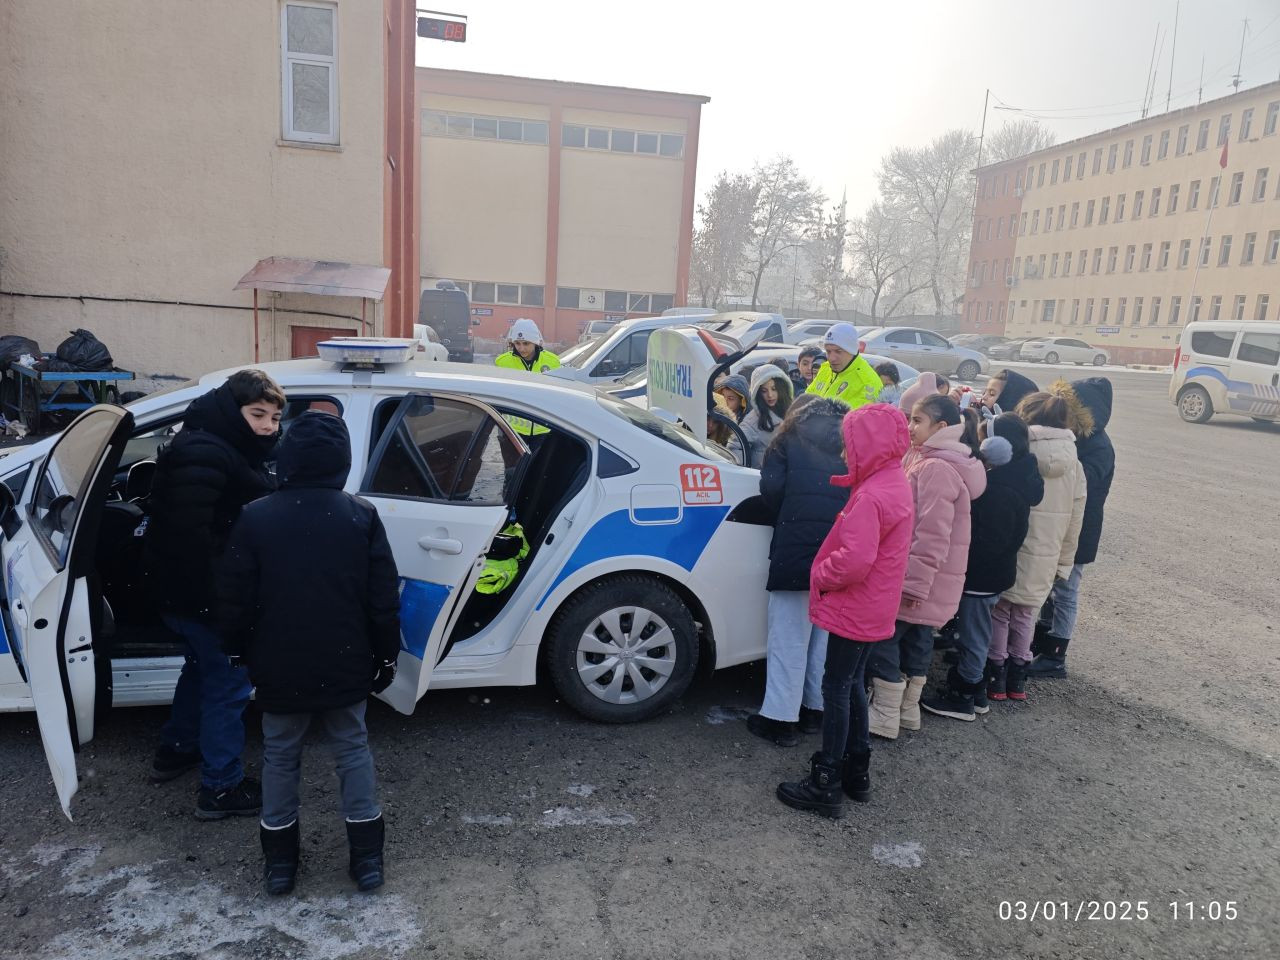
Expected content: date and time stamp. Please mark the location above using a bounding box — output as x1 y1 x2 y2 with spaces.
999 900 1240 923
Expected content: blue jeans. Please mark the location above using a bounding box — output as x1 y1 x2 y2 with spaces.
1050 565 1084 640
866 620 934 683
820 635 873 759
759 591 828 722
956 593 999 684
158 615 252 790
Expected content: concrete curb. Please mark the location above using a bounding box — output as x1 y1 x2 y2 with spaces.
1125 364 1171 372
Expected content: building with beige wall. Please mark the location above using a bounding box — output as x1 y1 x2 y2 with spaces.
417 69 707 346
0 0 419 378
964 80 1280 364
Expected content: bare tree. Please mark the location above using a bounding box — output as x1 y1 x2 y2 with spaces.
690 171 757 308
986 119 1057 163
745 156 823 311
878 129 977 317
806 192 851 319
847 202 921 320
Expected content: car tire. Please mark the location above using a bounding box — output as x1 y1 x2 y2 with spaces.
545 575 699 723
956 360 980 382
1093 354 1107 366
1044 351 1059 364
1177 386 1213 424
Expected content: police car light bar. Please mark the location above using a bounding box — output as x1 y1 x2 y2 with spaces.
317 337 418 365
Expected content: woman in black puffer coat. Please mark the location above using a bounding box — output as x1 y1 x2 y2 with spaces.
746 394 848 746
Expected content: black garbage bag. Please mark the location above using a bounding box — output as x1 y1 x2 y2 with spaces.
0 335 40 371
48 328 114 372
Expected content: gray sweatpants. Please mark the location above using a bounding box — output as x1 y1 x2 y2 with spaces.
260 701 380 829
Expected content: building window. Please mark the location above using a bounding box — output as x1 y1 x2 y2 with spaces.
1124 139 1134 167
586 127 609 149
1140 243 1152 271
1051 253 1060 277
1100 298 1110 324
1107 143 1118 172
1176 124 1189 155
1014 256 1022 277
1228 171 1244 205
659 134 685 158
1133 190 1145 217
1117 297 1127 325
1031 210 1040 234
556 287 580 308
1092 248 1103 274
1107 246 1118 273
1208 295 1222 322
1046 208 1054 231
1085 199 1095 226
561 124 586 148
627 293 651 312
1140 135 1152 164
1021 212 1028 234
1038 254 1047 276
1267 230 1280 263
1158 129 1170 159
1170 295 1182 325
1063 251 1073 275
1232 294 1247 321
1124 245 1136 271
1167 183 1180 213
1038 162 1046 187
1240 107 1253 140
604 291 628 311
1100 196 1111 224
1218 235 1233 266
1092 148 1103 175
1199 236 1212 267
650 294 675 313
1051 158 1060 183
1077 151 1087 179
1188 179 1201 209
1197 119 1211 150
426 110 549 145
996 218 1004 240
1158 240 1171 269
472 282 496 303
1015 172 1024 192
635 132 659 154
1254 168 1269 201
1115 193 1126 221
1178 239 1191 268
1242 232 1257 265
496 284 520 305
1190 295 1202 323
1042 300 1056 323
520 285 544 307
281 2 339 145
1064 155 1073 180
1149 187 1162 216
1070 202 1080 227
1150 296 1162 325
1266 101 1280 137
1217 114 1231 146
1009 213 1018 237
1084 298 1095 324
1257 294 1271 323
1057 204 1066 230
1078 249 1087 276
1208 175 1220 207
1071 299 1080 324
610 129 636 153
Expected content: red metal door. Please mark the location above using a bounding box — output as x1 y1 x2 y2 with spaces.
290 326 357 358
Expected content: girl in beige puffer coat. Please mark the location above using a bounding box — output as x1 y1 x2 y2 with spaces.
989 393 1086 702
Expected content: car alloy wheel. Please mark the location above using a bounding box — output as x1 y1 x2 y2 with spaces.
1044 351 1059 364
956 360 980 382
576 606 677 705
1093 354 1107 366
1178 386 1212 424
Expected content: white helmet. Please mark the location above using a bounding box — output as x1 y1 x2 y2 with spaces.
508 318 544 345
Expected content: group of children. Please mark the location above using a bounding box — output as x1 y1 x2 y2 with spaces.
750 361 1115 820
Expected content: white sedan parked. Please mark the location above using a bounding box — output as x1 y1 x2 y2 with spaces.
1019 337 1110 366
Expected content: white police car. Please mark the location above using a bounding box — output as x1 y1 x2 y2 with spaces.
0 329 777 816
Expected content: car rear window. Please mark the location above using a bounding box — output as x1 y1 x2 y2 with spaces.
1237 333 1280 367
1190 330 1234 359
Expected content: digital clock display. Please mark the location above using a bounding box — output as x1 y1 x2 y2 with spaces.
417 17 467 42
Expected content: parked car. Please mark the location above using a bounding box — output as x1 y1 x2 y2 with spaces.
418 280 477 362
987 337 1039 361
950 334 1010 355
858 327 988 381
1170 320 1280 424
578 318 619 343
0 325 785 817
1020 337 1110 366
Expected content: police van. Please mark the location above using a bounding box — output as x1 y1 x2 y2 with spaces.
0 326 780 816
1170 321 1280 424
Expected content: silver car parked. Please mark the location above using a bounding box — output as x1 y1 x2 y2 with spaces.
858 327 989 381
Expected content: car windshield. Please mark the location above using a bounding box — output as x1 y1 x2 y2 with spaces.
596 394 733 462
562 329 626 368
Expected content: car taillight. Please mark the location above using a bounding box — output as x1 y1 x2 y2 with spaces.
1172 347 1181 371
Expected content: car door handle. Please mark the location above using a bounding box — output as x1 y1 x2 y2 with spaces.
418 535 463 555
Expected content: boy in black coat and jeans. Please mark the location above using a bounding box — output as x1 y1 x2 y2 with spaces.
218 412 401 895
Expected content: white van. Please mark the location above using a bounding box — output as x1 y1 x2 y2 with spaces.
1170 321 1280 424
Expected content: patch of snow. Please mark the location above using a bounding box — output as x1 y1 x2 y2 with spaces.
461 813 514 826
872 841 924 868
538 807 636 828
704 705 753 725
565 783 596 797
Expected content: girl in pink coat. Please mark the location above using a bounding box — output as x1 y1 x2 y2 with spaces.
866 394 987 741
776 404 914 819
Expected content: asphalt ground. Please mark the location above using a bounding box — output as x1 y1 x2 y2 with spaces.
1 362 1277 960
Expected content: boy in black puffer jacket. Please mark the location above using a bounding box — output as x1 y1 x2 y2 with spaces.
1030 378 1116 677
145 370 283 818
922 414 1044 720
218 412 401 896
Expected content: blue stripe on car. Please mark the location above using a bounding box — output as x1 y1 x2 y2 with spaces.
399 579 451 660
536 505 731 610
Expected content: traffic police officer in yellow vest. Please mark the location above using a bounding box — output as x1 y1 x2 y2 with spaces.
807 321 882 408
494 318 560 436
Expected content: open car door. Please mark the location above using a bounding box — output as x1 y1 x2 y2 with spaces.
646 323 762 453
0 405 134 818
359 392 529 713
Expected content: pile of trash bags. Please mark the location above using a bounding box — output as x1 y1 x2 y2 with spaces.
0 329 115 374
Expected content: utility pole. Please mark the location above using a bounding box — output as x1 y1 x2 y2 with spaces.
1231 19 1249 92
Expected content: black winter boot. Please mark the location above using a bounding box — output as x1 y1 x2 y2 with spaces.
1006 657 1030 701
985 659 1008 702
797 707 824 735
346 815 386 892
1030 620 1053 657
1028 637 1070 678
746 713 800 747
776 752 844 819
921 667 978 722
841 748 871 803
260 820 300 896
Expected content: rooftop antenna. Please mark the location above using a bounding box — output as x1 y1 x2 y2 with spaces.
1230 19 1249 92
1166 1 1178 113
1142 25 1160 118
1198 54 1204 104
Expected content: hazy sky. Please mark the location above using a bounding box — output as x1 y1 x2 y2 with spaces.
416 0 1280 215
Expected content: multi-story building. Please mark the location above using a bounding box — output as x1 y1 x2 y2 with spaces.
964 80 1280 364
417 69 707 346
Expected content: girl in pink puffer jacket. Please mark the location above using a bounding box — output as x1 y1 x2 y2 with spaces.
866 394 987 742
776 404 914 819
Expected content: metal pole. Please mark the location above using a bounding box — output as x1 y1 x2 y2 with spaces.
253 288 260 363
1166 1 1179 113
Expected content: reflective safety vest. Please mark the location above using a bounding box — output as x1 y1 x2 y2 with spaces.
476 522 530 595
807 355 882 409
494 348 561 435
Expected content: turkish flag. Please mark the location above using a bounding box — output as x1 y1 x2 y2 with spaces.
1220 140 1229 169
